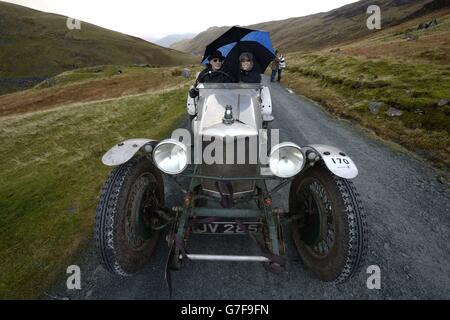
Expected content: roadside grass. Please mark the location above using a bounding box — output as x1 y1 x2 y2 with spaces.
33 65 198 90
0 85 189 299
282 53 450 169
0 65 198 117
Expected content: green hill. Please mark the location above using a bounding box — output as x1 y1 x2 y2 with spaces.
171 0 443 55
281 8 450 169
0 1 197 95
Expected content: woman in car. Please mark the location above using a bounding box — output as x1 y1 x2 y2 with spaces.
238 52 261 83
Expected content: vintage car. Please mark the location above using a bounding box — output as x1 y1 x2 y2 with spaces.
94 76 368 286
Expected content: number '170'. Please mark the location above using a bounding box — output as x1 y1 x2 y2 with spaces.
331 158 349 165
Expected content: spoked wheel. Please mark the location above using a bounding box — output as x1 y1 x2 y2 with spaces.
289 162 368 283
95 154 164 276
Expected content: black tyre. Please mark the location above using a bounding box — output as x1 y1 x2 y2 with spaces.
94 154 164 276
188 115 195 135
289 162 368 283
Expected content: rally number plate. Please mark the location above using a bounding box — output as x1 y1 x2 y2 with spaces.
192 222 262 235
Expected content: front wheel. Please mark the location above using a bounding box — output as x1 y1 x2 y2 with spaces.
289 162 368 283
94 154 164 276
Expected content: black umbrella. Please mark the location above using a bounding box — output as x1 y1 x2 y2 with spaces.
201 26 276 80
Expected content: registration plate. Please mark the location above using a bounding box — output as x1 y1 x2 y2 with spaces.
192 221 262 234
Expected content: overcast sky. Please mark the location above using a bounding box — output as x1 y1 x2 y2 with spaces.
3 0 359 39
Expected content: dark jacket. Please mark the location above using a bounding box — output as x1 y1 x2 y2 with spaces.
195 66 231 85
190 66 233 98
271 56 280 70
239 69 261 83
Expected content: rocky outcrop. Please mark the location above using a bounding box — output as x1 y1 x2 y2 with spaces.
437 99 449 107
404 33 418 41
182 68 191 78
418 18 439 29
386 107 404 117
369 101 384 114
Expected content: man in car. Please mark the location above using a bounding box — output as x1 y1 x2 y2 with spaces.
238 52 261 83
189 50 229 98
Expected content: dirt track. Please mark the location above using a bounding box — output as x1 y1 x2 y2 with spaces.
49 77 450 300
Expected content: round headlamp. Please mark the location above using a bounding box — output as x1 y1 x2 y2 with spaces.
153 139 188 175
269 142 305 178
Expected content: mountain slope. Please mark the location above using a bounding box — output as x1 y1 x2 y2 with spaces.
155 33 196 48
0 1 197 95
170 38 193 51
172 0 443 55
282 7 450 168
172 26 231 55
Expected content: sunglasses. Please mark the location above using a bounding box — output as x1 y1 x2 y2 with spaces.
241 59 251 62
211 59 222 63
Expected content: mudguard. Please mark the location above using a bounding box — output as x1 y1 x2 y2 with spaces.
307 144 358 179
102 139 157 166
260 86 272 116
187 86 197 116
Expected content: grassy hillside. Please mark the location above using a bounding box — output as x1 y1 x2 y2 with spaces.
156 33 196 48
171 26 230 56
281 9 450 169
172 0 437 55
0 66 194 299
171 37 197 52
0 1 197 95
0 65 198 117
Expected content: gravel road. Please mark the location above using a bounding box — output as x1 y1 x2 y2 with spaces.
49 77 450 300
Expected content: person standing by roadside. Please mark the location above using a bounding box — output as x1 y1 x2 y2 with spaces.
270 49 280 82
277 51 286 82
